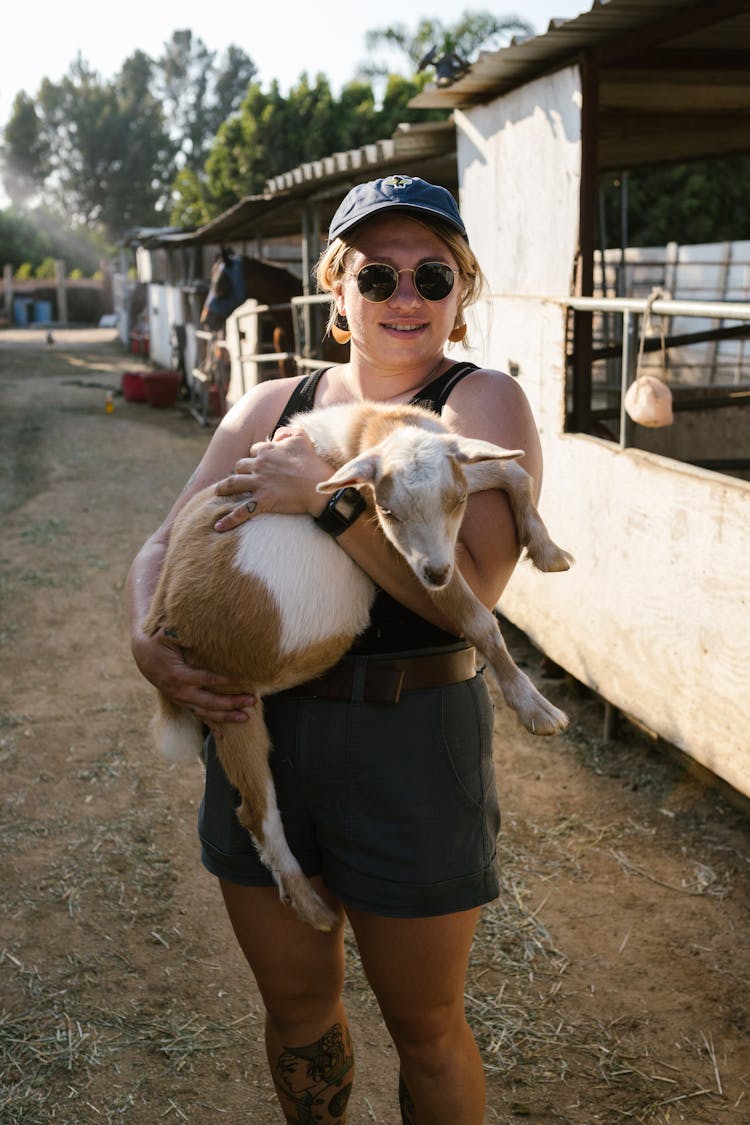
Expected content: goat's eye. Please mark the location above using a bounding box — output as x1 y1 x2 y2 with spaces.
452 494 468 512
379 507 402 523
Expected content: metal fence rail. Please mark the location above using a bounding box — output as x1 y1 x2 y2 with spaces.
562 295 750 450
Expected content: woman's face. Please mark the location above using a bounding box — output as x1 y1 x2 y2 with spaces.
335 213 462 368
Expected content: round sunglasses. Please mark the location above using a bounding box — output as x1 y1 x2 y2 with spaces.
349 261 458 303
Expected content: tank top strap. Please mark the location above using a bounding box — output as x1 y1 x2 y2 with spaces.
272 369 328 434
410 361 480 416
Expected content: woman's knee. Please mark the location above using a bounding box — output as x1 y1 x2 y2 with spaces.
261 964 345 1036
386 1002 469 1072
220 879 346 1033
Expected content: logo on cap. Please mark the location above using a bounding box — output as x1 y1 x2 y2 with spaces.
383 175 413 190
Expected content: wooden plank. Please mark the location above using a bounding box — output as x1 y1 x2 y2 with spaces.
502 439 750 798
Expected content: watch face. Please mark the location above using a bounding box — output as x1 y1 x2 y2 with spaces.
334 488 363 520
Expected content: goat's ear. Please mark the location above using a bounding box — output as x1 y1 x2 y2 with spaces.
316 452 381 494
448 435 524 464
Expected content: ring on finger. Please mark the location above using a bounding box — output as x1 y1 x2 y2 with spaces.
245 497 257 515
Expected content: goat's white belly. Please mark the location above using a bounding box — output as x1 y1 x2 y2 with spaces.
233 514 375 653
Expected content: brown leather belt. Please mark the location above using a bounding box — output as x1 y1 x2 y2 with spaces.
283 647 477 704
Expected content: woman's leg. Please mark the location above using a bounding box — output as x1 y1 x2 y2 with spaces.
221 877 354 1123
346 905 485 1124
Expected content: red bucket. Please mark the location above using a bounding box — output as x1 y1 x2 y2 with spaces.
121 370 148 402
143 371 181 408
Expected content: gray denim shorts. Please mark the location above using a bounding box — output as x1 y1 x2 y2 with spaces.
198 672 500 917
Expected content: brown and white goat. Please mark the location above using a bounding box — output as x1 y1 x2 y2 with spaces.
144 401 572 930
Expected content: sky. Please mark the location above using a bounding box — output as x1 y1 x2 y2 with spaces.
0 0 591 129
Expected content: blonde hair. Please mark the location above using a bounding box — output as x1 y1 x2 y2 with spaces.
315 215 486 349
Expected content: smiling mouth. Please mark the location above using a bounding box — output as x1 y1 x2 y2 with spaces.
385 323 424 333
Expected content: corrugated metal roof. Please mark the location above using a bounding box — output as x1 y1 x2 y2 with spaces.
411 0 750 108
148 121 457 247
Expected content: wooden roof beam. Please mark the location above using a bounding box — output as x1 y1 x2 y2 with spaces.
595 0 750 65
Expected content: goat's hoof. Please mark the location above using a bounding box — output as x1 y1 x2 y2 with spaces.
526 539 574 573
519 696 569 736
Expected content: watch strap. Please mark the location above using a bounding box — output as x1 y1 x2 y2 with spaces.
314 486 366 538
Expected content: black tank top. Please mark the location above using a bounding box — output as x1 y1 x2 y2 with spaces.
273 362 479 654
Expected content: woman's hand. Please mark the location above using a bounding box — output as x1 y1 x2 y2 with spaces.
132 626 256 727
213 427 331 532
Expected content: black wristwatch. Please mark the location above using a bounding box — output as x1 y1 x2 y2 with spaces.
314 487 366 538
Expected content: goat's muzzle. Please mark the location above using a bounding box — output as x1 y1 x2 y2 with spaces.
422 563 452 588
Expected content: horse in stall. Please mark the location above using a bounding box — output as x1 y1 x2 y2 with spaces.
201 250 303 379
200 249 349 380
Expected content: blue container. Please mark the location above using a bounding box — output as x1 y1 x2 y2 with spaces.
13 297 33 326
33 300 53 323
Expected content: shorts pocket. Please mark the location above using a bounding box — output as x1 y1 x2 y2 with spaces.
441 674 496 810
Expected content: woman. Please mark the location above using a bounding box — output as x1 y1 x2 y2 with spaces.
127 174 542 1123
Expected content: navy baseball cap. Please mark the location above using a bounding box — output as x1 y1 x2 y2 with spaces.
328 175 468 243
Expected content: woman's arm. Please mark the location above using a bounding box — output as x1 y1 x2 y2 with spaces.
210 369 542 632
335 370 541 625
444 368 542 609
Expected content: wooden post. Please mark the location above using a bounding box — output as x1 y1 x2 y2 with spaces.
3 265 13 324
570 51 599 434
54 260 68 323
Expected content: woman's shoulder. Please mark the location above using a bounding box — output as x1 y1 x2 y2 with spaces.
451 364 521 397
446 365 532 417
220 374 308 438
442 365 539 450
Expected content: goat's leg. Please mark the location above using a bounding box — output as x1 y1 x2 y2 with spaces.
463 460 573 573
430 574 568 736
214 708 339 932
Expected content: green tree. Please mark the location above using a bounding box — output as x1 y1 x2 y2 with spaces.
201 76 349 213
34 257 56 279
0 204 112 275
174 70 440 226
600 157 750 248
2 53 176 237
1 92 51 205
169 166 213 228
0 31 256 240
158 30 256 171
362 9 532 79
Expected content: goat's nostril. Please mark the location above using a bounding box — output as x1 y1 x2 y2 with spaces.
423 564 451 588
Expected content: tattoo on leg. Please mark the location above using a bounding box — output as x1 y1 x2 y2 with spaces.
399 1072 418 1124
273 1022 354 1123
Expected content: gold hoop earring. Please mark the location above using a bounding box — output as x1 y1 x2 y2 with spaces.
331 313 351 345
448 320 467 344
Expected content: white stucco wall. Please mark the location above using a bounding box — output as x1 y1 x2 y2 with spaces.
455 64 582 435
453 63 584 673
452 64 750 797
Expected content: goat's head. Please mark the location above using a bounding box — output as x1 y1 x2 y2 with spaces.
318 429 523 590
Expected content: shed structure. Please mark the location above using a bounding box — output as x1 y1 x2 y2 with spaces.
411 0 750 796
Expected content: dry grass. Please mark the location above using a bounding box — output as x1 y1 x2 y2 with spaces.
0 723 741 1123
0 948 259 1123
466 882 725 1123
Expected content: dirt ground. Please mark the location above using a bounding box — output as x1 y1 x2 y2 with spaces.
1 328 748 1125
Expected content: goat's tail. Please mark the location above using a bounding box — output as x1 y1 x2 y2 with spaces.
215 714 340 933
151 693 204 763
